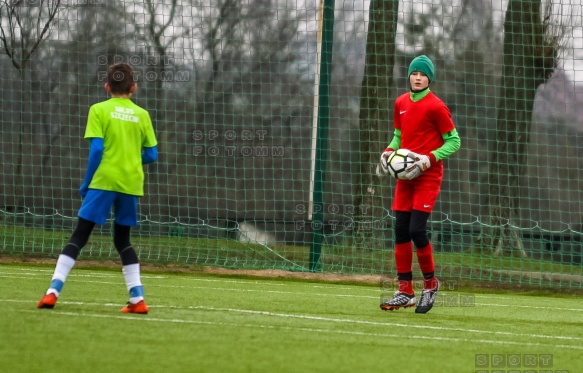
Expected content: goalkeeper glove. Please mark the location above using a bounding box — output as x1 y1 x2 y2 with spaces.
405 152 431 180
379 149 393 174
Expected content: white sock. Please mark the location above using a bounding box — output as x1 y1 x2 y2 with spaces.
122 263 144 303
47 254 76 296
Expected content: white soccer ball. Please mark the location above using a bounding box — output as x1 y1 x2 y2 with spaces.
387 149 416 180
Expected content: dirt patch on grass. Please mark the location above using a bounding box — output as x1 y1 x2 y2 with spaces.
203 266 384 285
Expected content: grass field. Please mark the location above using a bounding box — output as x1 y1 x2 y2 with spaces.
1 262 581 373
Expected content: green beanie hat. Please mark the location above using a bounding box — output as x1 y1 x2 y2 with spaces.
408 55 435 83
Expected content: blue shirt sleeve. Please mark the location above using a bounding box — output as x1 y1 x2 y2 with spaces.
142 146 158 165
80 138 104 197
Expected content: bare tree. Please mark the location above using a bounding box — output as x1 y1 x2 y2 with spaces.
326 3 367 230
352 0 399 249
125 0 183 151
474 0 564 256
150 0 311 221
0 0 61 209
0 0 60 76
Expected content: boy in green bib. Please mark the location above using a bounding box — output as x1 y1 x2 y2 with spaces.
38 63 158 314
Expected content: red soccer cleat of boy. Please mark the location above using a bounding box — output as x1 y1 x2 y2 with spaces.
121 300 149 314
37 293 58 309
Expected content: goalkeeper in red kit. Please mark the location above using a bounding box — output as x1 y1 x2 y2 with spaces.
379 55 461 314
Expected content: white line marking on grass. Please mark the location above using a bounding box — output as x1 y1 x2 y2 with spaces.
191 305 582 342
5 272 583 312
475 302 583 312
4 267 583 312
19 309 583 351
8 266 582 307
475 294 583 302
0 275 49 280
179 277 366 291
157 284 378 298
0 271 380 299
0 269 166 279
0 267 51 274
6 298 581 342
0 266 366 290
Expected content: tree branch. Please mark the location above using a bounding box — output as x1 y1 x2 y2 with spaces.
27 0 61 64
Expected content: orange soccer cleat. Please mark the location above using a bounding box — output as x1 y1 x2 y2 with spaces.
121 300 149 314
37 293 58 309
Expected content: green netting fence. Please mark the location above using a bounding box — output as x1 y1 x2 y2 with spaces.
1 0 582 289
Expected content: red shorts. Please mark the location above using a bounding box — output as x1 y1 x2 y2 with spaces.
392 169 443 213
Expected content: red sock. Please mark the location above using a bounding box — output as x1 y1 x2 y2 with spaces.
398 280 414 294
395 242 413 274
416 242 435 273
416 243 436 289
395 242 414 294
423 277 438 290
417 242 437 289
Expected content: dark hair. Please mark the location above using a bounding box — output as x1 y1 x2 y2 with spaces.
107 63 135 94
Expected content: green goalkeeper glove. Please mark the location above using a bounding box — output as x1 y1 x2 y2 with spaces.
405 152 431 180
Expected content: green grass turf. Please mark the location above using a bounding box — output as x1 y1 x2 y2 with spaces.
0 263 581 373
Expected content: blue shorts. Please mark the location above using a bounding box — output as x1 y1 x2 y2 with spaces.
78 190 139 226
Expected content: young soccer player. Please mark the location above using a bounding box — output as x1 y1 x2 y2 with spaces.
38 63 158 314
379 55 461 314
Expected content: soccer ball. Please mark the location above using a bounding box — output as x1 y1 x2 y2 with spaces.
387 149 416 180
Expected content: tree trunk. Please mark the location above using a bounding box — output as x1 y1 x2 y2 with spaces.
352 0 399 250
475 0 558 255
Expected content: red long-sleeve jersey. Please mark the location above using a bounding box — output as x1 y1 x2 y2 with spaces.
393 91 455 170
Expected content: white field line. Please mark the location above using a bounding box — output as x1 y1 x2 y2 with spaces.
1 276 381 298
0 269 167 279
15 306 583 351
4 299 581 343
0 267 364 290
4 267 582 301
0 270 381 298
15 276 583 311
471 293 583 301
30 280 583 311
473 302 583 311
3 268 583 311
190 305 582 342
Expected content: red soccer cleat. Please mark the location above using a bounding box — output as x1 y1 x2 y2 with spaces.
37 293 57 309
121 300 149 314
